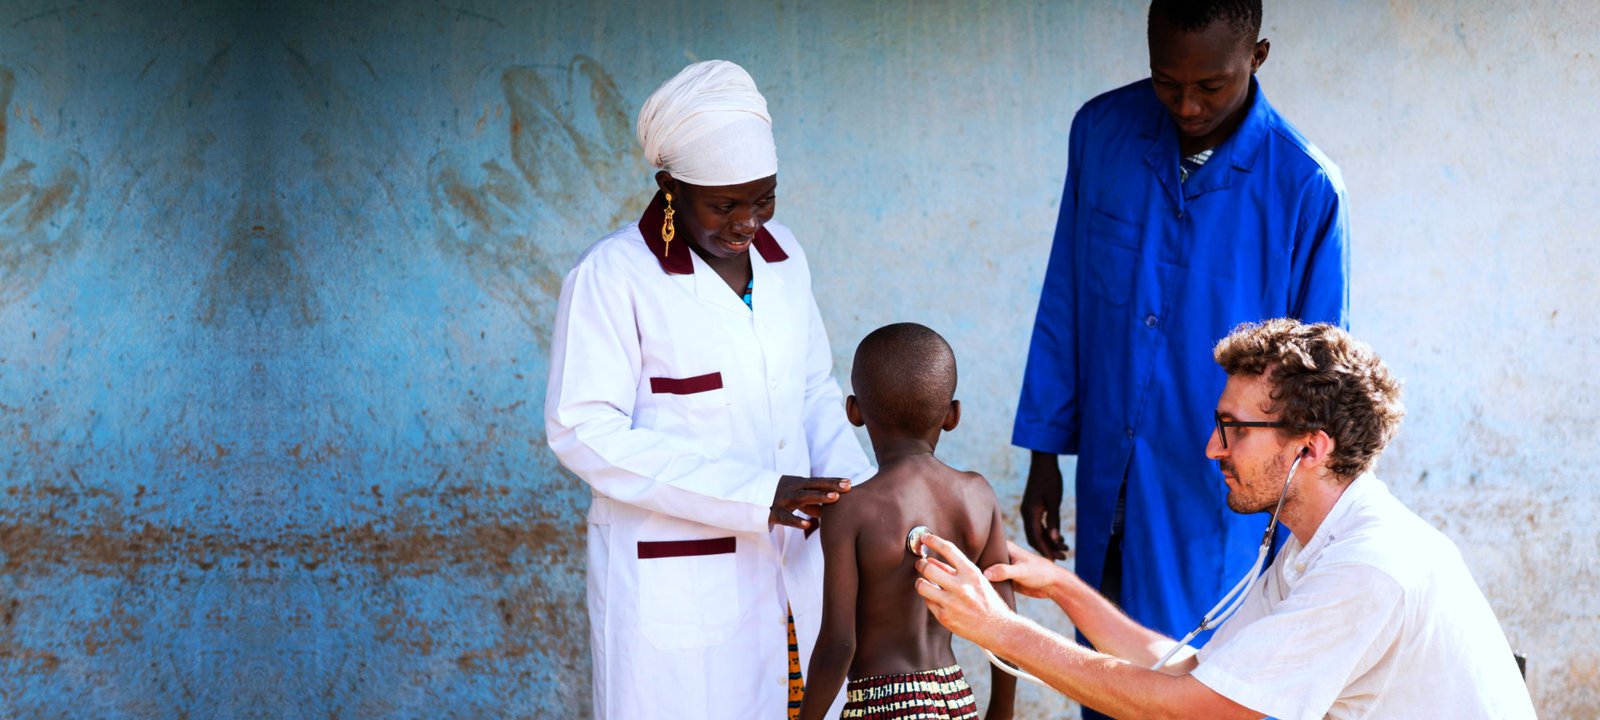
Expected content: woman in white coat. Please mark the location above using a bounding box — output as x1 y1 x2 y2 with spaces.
545 60 874 720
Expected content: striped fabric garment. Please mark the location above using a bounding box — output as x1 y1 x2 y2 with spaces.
840 665 978 720
1179 147 1214 183
787 610 804 719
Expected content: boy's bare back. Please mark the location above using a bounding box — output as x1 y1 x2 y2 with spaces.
820 453 1010 678
800 322 1015 720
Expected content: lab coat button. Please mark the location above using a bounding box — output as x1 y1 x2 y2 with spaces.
1125 427 1135 438
778 439 786 450
1144 314 1158 328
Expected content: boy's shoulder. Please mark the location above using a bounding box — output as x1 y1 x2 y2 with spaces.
841 460 997 517
859 457 987 488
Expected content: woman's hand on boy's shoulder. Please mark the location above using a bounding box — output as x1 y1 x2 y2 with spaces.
768 475 851 532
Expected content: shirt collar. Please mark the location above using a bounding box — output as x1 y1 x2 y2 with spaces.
1298 471 1379 561
1141 76 1274 173
1220 77 1272 172
638 190 788 275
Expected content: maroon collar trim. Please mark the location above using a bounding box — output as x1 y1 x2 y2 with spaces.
638 190 789 275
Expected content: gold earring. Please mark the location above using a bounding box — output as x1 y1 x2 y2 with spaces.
661 192 676 256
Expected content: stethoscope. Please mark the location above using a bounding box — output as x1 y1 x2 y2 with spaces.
908 525 1054 689
908 447 1307 689
1148 448 1306 670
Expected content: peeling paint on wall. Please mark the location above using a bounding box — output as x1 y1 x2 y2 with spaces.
0 1 1592 718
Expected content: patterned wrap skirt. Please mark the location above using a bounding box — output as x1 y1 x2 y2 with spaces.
840 665 978 719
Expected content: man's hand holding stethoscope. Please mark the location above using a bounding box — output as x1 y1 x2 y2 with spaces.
912 532 1020 648
913 532 1064 690
769 475 851 532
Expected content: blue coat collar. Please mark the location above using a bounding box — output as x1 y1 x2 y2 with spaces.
1142 77 1275 201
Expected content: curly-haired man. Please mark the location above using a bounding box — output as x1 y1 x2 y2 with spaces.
920 319 1535 719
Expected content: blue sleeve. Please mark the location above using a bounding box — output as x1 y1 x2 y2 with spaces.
1288 169 1350 330
1012 108 1089 455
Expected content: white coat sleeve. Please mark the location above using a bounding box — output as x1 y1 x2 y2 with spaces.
800 292 873 484
544 256 781 534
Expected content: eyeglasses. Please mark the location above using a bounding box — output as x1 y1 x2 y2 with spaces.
1214 410 1288 449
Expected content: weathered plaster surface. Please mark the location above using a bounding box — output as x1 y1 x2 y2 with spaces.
0 1 1591 717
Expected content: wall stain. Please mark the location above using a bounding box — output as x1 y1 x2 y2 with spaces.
0 589 39 682
102 43 226 223
0 67 11 163
282 38 419 261
429 55 646 345
503 58 636 210
197 202 320 327
0 466 583 686
286 39 364 196
0 65 89 310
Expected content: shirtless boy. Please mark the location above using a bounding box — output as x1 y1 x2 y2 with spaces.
799 323 1016 720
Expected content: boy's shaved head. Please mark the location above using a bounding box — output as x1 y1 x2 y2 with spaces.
851 323 957 434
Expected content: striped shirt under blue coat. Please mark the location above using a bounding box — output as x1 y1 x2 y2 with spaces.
1013 77 1349 648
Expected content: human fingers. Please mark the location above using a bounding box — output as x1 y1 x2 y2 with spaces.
1020 498 1049 556
915 577 950 620
1043 505 1068 559
776 476 848 504
983 562 1021 583
768 508 813 531
990 541 1052 578
916 555 957 579
984 560 1052 598
800 476 851 493
774 486 843 512
1004 540 1048 566
918 533 981 575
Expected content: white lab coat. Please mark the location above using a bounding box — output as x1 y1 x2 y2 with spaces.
545 214 872 720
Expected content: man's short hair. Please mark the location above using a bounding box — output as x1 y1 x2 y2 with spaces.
1149 0 1263 43
851 323 957 434
1214 319 1404 480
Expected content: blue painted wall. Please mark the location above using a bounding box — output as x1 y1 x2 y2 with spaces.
0 1 1592 718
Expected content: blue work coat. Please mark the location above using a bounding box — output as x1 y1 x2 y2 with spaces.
1013 78 1349 644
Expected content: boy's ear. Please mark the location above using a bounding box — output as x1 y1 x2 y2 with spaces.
845 395 865 427
942 399 961 432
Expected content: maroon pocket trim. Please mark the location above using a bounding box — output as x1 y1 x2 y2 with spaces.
637 537 737 559
649 372 723 395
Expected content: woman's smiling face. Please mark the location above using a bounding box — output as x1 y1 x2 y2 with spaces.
659 173 778 262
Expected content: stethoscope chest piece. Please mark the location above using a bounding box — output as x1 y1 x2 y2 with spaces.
906 525 931 558
904 523 1052 690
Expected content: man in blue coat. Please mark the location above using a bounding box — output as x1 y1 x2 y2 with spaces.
1013 1 1348 708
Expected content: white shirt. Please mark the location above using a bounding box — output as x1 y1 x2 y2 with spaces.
546 209 872 719
1193 474 1536 720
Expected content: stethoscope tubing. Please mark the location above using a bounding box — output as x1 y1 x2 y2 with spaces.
1149 452 1305 670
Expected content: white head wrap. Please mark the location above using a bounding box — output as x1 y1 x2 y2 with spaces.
636 60 777 187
